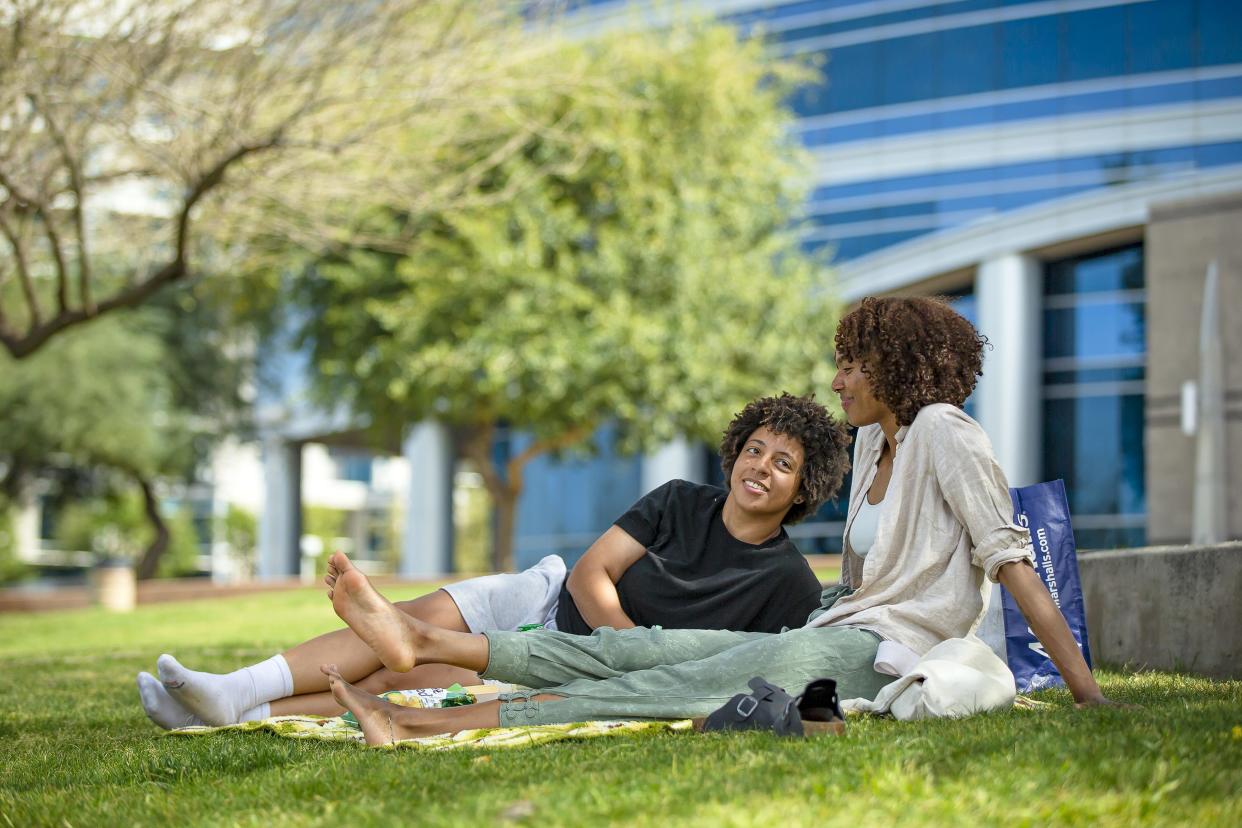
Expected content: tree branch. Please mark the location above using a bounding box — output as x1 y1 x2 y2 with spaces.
505 423 592 498
28 94 92 312
38 210 71 314
0 257 182 358
0 135 285 359
0 212 42 329
0 163 70 314
177 136 284 258
81 167 157 188
0 166 39 210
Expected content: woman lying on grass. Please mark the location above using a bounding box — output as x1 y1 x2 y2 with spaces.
319 296 1116 745
139 394 851 728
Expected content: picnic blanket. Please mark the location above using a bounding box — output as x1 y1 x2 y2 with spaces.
166 716 694 750
165 643 1039 750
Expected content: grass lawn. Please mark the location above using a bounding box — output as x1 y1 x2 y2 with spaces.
1 585 1239 827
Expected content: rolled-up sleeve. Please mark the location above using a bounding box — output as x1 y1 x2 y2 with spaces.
929 409 1034 582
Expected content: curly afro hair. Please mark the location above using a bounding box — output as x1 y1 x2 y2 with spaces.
834 296 988 427
719 393 851 525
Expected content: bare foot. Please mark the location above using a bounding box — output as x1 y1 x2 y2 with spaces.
327 551 420 672
322 663 399 746
324 552 343 599
322 664 504 743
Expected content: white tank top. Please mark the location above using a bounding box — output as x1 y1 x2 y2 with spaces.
848 494 922 678
849 496 884 558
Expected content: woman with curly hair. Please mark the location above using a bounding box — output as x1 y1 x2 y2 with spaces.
307 296 1113 744
138 394 851 728
819 296 1105 704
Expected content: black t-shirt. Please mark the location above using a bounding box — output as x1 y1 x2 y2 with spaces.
555 480 822 635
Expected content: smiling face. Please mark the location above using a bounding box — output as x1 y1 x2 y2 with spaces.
728 425 805 519
831 355 895 429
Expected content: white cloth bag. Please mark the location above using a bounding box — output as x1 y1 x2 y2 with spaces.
842 635 1017 720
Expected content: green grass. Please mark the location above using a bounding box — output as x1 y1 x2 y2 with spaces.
811 567 840 584
1 587 1238 827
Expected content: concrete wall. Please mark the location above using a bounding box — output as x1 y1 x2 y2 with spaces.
1079 542 1242 679
1144 192 1242 544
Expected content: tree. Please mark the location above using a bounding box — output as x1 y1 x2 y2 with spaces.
0 283 245 578
294 24 838 570
0 0 574 358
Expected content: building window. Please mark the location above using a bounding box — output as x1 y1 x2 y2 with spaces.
330 450 373 485
1042 244 1146 549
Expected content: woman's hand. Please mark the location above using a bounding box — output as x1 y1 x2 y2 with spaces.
996 560 1109 706
1074 695 1140 710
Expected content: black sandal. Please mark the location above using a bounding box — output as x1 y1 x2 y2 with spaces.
694 676 802 737
796 678 846 736
692 676 845 737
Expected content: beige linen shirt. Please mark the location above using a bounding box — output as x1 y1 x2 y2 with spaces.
805 403 1035 655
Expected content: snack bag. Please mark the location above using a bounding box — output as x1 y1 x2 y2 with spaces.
341 685 472 728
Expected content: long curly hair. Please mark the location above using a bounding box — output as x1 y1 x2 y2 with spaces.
834 296 988 427
719 393 851 524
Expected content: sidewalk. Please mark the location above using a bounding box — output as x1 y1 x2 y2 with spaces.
0 575 433 614
0 555 841 614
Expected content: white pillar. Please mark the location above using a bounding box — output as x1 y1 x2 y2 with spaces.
350 508 368 561
1192 261 1228 544
975 253 1043 487
209 496 232 584
642 437 704 494
400 421 453 577
258 437 302 579
14 486 40 563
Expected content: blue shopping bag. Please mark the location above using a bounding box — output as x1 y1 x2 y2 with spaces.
1001 479 1093 692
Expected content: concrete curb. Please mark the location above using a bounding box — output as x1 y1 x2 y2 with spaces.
1079 541 1242 679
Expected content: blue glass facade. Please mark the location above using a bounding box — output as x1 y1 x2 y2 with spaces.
759 0 1242 263
806 141 1242 260
1041 245 1147 549
772 0 1238 120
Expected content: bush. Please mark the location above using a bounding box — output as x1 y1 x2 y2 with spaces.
157 507 204 578
55 491 148 563
55 490 203 576
304 505 350 576
220 505 258 578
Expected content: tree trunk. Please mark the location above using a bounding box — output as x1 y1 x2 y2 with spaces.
459 420 593 573
491 489 518 573
459 423 520 574
134 476 169 580
0 457 27 501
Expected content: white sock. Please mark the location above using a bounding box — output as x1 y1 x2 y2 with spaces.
239 703 270 722
136 672 205 730
157 653 293 727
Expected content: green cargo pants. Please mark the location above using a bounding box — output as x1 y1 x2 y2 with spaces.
483 625 895 727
